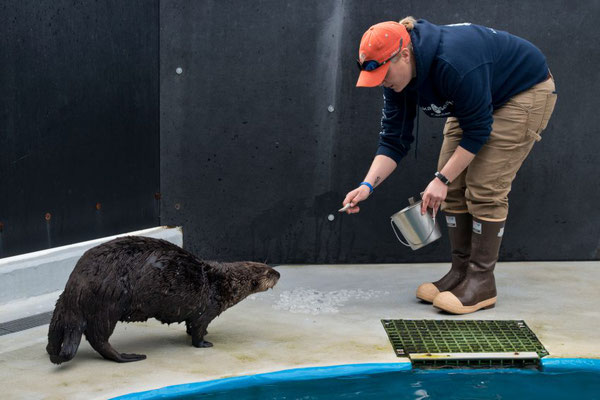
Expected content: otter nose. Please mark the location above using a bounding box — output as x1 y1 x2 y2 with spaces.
269 269 280 280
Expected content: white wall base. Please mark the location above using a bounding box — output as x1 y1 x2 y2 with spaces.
0 226 183 305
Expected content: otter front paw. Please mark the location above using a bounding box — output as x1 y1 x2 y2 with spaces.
192 339 213 348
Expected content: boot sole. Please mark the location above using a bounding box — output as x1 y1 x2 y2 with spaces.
416 293 436 303
433 296 497 315
416 283 439 303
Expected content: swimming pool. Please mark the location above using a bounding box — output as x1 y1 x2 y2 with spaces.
113 360 600 400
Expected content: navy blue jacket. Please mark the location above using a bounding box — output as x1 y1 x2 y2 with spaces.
377 20 549 163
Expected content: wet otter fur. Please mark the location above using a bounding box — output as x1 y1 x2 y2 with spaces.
46 236 279 364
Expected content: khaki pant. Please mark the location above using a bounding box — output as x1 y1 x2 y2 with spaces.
439 76 557 221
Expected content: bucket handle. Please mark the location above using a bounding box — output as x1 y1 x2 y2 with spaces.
390 216 437 248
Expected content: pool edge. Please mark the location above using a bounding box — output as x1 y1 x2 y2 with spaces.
110 362 411 399
111 358 600 399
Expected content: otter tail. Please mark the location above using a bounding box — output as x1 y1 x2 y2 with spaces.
46 295 85 364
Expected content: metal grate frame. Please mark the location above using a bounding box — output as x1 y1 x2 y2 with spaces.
0 312 53 336
382 319 549 369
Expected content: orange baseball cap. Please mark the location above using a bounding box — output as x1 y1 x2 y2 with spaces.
356 21 411 87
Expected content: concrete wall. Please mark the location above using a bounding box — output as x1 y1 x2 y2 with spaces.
160 0 600 263
3 1 598 263
0 1 160 258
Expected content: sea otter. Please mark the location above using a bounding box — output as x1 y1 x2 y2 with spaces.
46 236 279 364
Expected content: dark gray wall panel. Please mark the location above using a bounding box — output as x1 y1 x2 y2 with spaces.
0 1 160 258
161 0 600 263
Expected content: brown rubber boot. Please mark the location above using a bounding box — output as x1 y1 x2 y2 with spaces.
433 217 505 314
416 212 472 303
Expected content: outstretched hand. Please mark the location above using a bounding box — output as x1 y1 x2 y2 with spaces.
421 178 447 218
341 185 371 214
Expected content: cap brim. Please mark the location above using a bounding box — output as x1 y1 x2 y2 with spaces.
356 62 390 87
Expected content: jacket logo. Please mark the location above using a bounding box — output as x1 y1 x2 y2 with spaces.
421 100 454 116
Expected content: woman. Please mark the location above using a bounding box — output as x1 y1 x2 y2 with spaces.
342 17 556 314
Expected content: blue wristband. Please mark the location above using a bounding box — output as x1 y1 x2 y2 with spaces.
360 181 374 193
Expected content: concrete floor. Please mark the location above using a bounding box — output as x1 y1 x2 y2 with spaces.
1 262 599 399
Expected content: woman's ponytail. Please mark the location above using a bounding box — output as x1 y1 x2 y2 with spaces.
399 16 417 31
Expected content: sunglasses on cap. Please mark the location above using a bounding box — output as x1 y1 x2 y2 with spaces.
356 38 404 71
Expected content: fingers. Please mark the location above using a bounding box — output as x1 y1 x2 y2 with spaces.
421 193 430 215
432 202 439 219
421 192 442 217
351 190 366 204
343 190 358 206
344 192 360 214
342 192 355 207
341 186 371 214
341 193 356 214
346 205 360 214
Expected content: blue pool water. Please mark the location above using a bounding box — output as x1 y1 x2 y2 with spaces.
116 362 600 400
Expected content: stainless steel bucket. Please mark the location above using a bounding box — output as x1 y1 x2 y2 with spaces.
390 197 441 250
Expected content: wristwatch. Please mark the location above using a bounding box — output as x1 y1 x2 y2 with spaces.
434 171 450 185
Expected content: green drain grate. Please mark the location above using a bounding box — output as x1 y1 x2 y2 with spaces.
381 319 549 369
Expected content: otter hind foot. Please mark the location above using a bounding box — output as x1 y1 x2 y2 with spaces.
192 339 213 348
89 340 147 363
115 353 147 362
